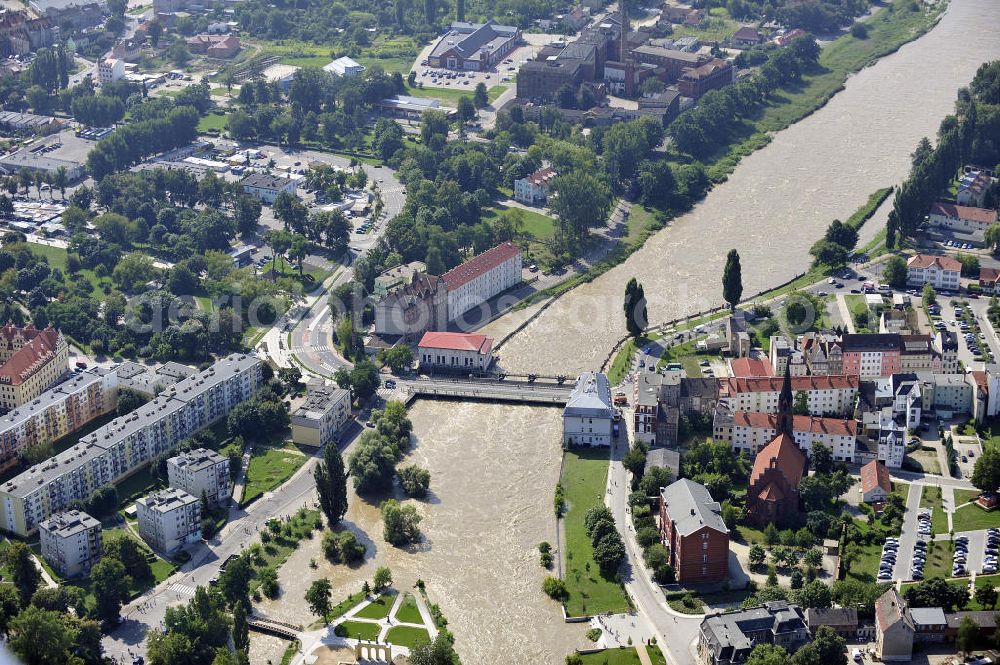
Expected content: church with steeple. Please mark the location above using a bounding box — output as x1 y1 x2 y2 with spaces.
745 364 808 526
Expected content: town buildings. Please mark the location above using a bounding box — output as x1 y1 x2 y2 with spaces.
0 367 118 474
428 20 521 71
323 56 364 78
957 170 992 207
927 201 997 234
658 479 729 583
137 487 201 553
38 509 102 578
0 354 262 537
731 26 763 47
841 334 903 378
721 411 858 461
185 33 241 58
0 324 68 410
717 374 859 417
373 272 448 338
167 448 231 506
906 254 961 291
241 173 298 203
860 459 891 504
0 10 56 57
563 371 614 446
375 95 457 121
804 608 858 640
513 167 557 205
29 0 105 29
698 602 809 665
677 58 735 98
417 331 494 373
98 57 125 84
374 261 427 298
290 384 351 448
875 588 915 661
442 242 522 323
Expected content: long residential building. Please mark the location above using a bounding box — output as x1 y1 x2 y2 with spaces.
0 367 118 474
0 324 69 410
906 254 961 291
443 242 522 323
718 410 858 461
717 374 859 417
0 354 262 537
927 201 997 233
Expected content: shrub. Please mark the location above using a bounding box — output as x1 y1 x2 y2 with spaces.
542 576 568 601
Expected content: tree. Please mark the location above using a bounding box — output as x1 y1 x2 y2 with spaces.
723 249 743 309
398 464 431 498
305 578 333 624
550 171 612 254
747 644 789 665
350 358 380 400
792 390 809 416
958 615 980 655
749 544 766 567
112 252 157 293
904 577 970 611
883 255 908 289
373 566 392 593
593 532 626 577
811 443 834 474
232 600 249 652
410 633 460 665
0 585 21 636
315 442 348 526
2 541 40 604
976 584 999 610
382 499 422 546
8 606 76 665
474 82 489 108
623 277 647 337
234 195 262 238
92 557 130 621
972 446 1000 494
542 576 568 600
791 626 846 665
796 580 832 609
378 345 414 374
457 96 476 123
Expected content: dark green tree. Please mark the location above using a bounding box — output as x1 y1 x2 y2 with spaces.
723 248 743 309
315 443 348 526
623 277 647 337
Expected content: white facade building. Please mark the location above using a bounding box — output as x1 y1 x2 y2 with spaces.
38 509 102 578
417 331 494 373
137 487 201 554
563 372 614 446
718 375 859 417
724 411 857 461
167 447 231 506
98 57 125 84
906 254 961 291
928 201 997 233
513 167 556 205
290 384 351 448
241 173 298 203
323 56 365 77
443 242 522 322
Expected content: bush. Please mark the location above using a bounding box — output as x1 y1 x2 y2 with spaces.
637 527 661 548
850 22 868 38
542 576 568 601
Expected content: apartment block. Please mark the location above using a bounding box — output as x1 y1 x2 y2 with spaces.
136 487 201 553
718 375 859 417
38 509 101 578
290 385 352 447
167 447 231 506
0 354 262 536
0 324 69 410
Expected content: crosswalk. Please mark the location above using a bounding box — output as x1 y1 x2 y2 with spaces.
168 582 196 597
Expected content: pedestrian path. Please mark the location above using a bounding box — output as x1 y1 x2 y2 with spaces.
636 644 653 665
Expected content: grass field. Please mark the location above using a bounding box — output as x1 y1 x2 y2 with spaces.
920 485 950 534
907 449 941 476
394 594 422 624
843 519 887 583
955 489 982 507
197 112 228 133
250 509 321 593
403 82 506 105
29 242 105 298
242 443 307 506
385 625 430 648
339 620 381 641
355 592 395 619
952 503 1000 533
561 448 630 617
579 646 667 665
324 592 363 623
921 539 953 580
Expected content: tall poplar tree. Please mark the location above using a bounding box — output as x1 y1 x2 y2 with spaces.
722 248 743 309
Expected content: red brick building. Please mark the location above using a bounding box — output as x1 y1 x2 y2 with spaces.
678 58 734 99
659 478 729 583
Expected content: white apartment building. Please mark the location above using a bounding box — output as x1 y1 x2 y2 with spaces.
290 385 351 448
563 372 614 446
0 367 118 474
137 487 201 554
0 354 262 536
98 57 125 84
241 172 298 203
906 254 961 291
417 331 494 373
513 167 556 205
167 448 231 506
722 411 858 461
717 375 859 417
928 201 997 233
38 509 102 578
443 242 522 323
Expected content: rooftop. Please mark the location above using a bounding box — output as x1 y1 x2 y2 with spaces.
860 459 891 495
39 509 100 538
906 253 962 271
138 487 198 513
442 242 521 292
565 371 612 418
930 201 997 225
292 385 350 420
242 172 296 190
733 411 857 436
660 478 727 536
417 331 494 354
169 447 227 473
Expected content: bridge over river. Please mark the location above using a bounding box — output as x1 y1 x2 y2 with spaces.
400 376 574 406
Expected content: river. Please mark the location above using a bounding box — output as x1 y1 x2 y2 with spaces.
250 401 586 665
486 0 1000 376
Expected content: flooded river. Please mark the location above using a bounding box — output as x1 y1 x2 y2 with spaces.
488 0 1000 376
251 401 586 665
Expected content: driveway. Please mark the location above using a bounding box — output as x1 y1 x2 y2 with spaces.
893 483 924 581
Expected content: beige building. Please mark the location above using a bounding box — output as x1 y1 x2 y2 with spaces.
0 324 69 411
875 588 914 662
167 448 231 506
290 385 351 447
373 273 448 338
38 509 102 578
137 487 201 554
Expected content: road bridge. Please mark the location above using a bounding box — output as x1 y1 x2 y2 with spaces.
402 377 573 406
247 615 302 640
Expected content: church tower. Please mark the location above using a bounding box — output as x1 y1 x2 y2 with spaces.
776 363 794 437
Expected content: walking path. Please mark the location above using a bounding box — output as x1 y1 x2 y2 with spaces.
636 643 653 665
835 293 857 334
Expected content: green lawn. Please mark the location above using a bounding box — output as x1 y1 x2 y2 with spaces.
561 448 630 617
197 112 228 133
250 509 321 593
325 592 363 623
669 6 741 42
242 443 307 506
394 593 422 624
955 489 982 507
482 204 555 240
261 258 331 287
403 82 506 105
919 485 950 534
921 540 953 580
952 503 1000 533
339 620 381 641
579 646 667 665
354 592 395 620
29 242 105 298
843 519 887 583
733 524 767 545
385 625 430 648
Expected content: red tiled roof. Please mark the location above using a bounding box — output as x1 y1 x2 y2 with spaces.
0 325 61 386
750 432 805 489
757 482 785 502
442 242 521 292
728 357 774 378
733 26 761 40
720 374 859 395
733 411 857 436
980 267 1000 284
417 331 493 355
972 370 989 395
906 253 962 271
860 460 891 495
526 167 557 186
929 201 997 226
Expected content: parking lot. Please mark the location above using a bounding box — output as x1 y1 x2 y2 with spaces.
410 41 543 90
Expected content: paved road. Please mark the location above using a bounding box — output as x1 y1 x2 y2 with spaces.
893 483 924 581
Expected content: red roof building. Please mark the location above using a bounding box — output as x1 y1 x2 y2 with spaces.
929 201 998 229
417 332 495 373
442 242 523 321
728 357 774 378
860 460 891 504
0 324 68 410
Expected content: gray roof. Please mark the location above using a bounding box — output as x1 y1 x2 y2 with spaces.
0 368 112 434
701 602 806 659
645 447 680 476
138 487 198 513
660 478 727 536
910 607 947 627
242 172 295 190
39 509 99 538
293 385 350 420
169 447 227 473
946 611 999 629
636 371 661 407
805 607 858 628
564 372 612 418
